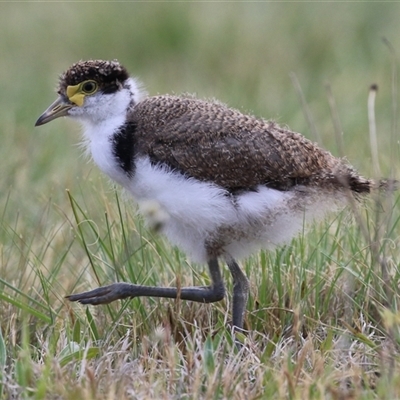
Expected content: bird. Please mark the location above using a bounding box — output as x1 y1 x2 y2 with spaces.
35 59 388 333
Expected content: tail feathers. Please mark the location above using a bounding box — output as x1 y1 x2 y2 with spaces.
348 176 398 194
332 166 398 194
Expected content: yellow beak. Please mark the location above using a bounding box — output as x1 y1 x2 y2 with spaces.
35 96 73 126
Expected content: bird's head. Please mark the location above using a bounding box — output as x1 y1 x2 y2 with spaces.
35 59 142 127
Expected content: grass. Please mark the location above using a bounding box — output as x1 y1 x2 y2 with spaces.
1 2 400 399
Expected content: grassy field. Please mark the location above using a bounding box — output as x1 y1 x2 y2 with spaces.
1 2 400 399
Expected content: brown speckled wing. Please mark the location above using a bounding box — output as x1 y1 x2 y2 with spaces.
131 96 347 192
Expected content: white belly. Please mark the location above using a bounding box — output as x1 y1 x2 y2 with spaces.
122 157 340 263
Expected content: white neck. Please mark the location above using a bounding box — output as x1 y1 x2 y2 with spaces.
72 77 146 183
75 77 145 138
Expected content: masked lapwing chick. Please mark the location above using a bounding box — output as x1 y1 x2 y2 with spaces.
36 59 391 333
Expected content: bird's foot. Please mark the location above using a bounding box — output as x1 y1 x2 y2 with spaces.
66 282 135 305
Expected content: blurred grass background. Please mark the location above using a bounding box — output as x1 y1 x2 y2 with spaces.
1 2 399 215
1 2 400 398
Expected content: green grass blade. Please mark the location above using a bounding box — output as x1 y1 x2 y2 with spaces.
0 292 51 324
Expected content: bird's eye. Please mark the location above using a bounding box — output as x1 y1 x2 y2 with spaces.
81 81 98 94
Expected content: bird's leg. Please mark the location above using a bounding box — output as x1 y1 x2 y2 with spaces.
226 259 250 331
66 258 225 305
